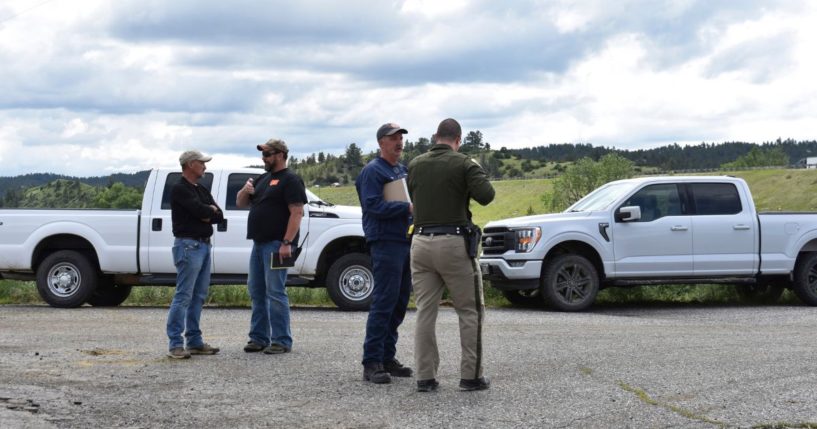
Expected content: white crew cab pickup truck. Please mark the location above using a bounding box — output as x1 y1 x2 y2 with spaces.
479 176 817 311
0 168 373 310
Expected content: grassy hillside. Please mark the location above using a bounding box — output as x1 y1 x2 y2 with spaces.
728 168 817 211
312 178 553 227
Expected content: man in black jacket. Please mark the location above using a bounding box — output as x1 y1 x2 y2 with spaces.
166 150 224 359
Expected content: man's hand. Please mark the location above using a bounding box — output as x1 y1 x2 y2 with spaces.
279 243 292 261
242 178 255 195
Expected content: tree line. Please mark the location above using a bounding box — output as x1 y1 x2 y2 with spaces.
290 136 814 187
1 136 814 208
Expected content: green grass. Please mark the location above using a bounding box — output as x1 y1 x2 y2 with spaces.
0 280 509 308
0 280 42 304
596 284 800 307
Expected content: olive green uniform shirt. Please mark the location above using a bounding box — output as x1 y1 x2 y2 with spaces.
408 144 495 226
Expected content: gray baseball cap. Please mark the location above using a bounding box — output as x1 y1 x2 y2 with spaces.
376 123 408 140
179 150 212 166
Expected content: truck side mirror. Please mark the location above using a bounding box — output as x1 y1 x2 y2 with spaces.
615 206 642 222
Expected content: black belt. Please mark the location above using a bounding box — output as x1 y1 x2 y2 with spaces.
415 225 467 236
177 236 211 244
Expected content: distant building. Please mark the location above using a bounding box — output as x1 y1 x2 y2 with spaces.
799 157 817 169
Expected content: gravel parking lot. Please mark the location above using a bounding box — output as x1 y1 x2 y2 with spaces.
1 304 817 428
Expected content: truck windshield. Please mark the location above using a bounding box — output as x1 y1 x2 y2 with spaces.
305 189 333 206
566 182 636 212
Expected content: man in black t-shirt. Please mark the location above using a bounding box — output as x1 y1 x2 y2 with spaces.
166 150 224 359
236 139 307 354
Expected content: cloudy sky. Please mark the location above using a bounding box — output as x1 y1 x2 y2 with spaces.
1 0 815 176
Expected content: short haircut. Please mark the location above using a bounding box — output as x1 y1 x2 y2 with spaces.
435 118 461 141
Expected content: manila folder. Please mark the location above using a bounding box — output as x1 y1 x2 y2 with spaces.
383 178 411 203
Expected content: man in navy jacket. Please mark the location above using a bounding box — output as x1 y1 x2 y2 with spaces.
355 123 414 384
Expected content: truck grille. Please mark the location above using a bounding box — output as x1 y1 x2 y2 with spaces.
482 227 514 255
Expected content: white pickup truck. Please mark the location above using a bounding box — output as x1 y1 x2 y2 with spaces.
479 176 817 311
0 168 373 310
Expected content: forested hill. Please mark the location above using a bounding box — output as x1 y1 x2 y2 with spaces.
507 139 817 170
0 171 150 200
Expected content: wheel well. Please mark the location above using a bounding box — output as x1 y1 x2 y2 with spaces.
543 241 605 280
32 235 100 273
800 240 817 253
313 237 367 284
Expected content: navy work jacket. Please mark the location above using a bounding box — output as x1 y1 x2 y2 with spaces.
355 157 412 243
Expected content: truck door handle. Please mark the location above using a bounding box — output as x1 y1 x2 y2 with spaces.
733 224 750 230
670 226 688 231
217 219 228 232
152 218 162 231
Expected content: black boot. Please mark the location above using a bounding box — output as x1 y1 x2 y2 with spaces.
384 358 413 377
459 376 490 391
363 362 391 384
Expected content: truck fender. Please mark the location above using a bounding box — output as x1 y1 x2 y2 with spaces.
787 228 817 272
539 231 611 276
25 222 108 271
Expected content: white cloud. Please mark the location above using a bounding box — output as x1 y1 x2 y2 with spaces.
0 0 815 176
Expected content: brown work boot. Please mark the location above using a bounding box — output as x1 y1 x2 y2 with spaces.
186 343 220 355
167 347 191 359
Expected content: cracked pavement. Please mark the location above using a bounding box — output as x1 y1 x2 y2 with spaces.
1 304 817 428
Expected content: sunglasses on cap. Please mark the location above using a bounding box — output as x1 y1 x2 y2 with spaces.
262 150 281 157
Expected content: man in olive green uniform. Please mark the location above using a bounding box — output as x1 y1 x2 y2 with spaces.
408 118 495 392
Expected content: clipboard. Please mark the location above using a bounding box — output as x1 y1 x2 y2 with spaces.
270 233 308 269
383 177 411 203
271 246 302 269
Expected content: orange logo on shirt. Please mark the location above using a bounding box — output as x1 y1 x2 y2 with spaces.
270 179 280 186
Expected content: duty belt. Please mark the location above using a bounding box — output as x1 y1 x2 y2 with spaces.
177 236 211 244
415 225 467 236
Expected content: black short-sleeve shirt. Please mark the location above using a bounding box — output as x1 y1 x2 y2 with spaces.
246 168 308 242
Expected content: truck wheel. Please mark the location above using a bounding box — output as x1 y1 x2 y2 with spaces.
793 252 817 305
326 253 373 311
36 250 98 308
736 283 784 305
86 277 132 307
502 289 545 307
540 254 599 312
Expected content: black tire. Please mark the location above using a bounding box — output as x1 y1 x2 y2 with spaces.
793 252 817 305
326 253 373 311
36 250 98 308
502 289 545 307
736 283 784 305
86 277 132 307
540 254 599 312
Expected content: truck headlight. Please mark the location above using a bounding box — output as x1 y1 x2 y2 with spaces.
513 227 541 253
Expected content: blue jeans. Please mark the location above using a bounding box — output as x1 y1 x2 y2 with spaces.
362 240 412 365
247 240 292 348
166 238 212 350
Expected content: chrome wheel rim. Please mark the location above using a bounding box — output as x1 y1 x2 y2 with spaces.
339 265 373 302
47 263 82 298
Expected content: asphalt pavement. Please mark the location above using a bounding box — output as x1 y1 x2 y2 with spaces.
1 304 817 428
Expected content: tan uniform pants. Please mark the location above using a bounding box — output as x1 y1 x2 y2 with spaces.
411 234 485 381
